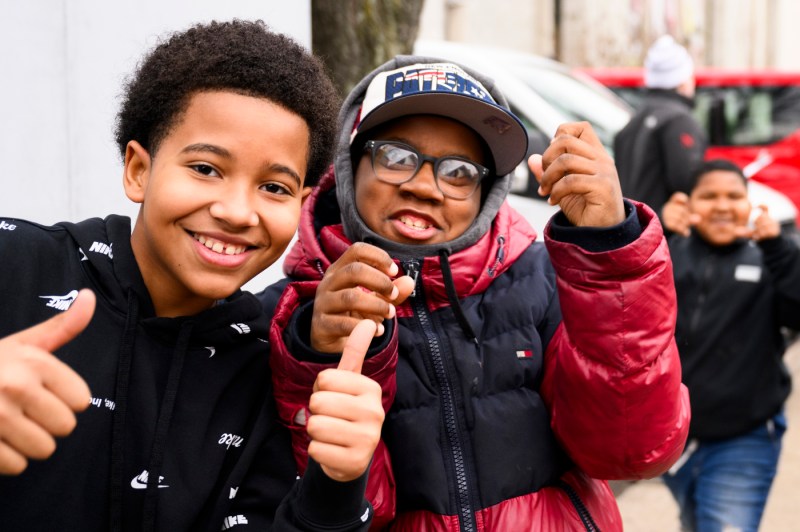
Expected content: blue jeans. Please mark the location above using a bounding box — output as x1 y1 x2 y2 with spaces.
662 412 786 532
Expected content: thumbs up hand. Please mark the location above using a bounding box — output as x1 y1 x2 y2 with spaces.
0 289 95 475
306 319 384 482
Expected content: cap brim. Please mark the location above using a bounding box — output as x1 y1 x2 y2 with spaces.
357 92 528 176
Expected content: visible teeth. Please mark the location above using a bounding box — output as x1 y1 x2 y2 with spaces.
399 216 430 229
193 233 247 256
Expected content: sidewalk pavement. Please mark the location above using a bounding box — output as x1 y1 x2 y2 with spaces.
615 338 800 531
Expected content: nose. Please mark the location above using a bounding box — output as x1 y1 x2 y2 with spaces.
398 160 444 201
209 183 259 227
712 197 732 211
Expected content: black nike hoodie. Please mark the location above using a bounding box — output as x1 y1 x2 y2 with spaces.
0 215 371 531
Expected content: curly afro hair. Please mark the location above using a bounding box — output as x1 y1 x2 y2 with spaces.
114 19 340 187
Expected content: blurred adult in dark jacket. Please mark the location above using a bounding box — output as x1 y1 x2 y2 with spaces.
614 35 707 218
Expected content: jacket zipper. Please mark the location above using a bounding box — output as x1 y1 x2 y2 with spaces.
314 258 325 279
558 480 599 531
487 235 506 277
688 253 715 342
403 259 476 531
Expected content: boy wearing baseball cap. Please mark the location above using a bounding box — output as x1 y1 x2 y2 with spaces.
0 20 385 531
261 56 690 530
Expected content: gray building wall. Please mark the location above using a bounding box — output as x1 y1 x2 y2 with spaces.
1 1 309 226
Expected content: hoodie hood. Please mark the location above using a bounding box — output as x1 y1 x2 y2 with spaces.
334 54 528 259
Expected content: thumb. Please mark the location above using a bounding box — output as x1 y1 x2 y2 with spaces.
14 289 96 352
670 192 690 205
337 319 378 374
391 275 415 306
528 154 544 182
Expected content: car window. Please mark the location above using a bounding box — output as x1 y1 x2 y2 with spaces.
510 65 632 148
696 85 800 146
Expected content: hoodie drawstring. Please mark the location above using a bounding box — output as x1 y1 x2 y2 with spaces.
438 250 479 345
110 292 139 532
141 321 193 531
108 291 193 532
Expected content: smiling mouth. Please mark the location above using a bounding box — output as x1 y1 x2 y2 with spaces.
192 233 249 255
398 215 433 230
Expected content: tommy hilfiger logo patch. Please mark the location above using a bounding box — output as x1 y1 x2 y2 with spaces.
516 350 534 359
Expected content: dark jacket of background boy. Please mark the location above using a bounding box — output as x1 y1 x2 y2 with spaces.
670 232 800 440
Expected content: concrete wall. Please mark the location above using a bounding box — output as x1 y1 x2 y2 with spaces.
417 0 800 69
1 1 310 227
418 0 555 58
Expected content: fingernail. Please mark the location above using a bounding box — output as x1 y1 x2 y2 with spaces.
388 262 398 276
390 286 399 300
377 323 385 336
538 186 545 196
388 304 396 319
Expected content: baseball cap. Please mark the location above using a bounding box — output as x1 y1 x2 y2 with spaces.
354 62 528 176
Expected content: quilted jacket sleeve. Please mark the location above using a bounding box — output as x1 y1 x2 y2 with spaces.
268 280 399 529
541 201 690 480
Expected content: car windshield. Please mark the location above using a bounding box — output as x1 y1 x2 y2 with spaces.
695 85 800 146
510 64 632 147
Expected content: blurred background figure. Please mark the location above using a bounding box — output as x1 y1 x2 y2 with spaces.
660 159 800 532
613 35 707 218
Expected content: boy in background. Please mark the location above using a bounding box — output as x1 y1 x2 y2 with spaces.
662 159 800 532
0 20 386 531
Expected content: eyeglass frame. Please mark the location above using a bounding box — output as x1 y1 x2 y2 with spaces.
362 139 492 200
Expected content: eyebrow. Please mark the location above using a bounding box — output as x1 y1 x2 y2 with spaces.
181 143 231 158
181 143 303 186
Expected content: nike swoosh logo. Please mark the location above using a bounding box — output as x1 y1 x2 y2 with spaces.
206 346 216 358
131 479 169 489
131 471 169 489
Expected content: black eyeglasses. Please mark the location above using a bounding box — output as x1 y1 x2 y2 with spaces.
363 140 491 200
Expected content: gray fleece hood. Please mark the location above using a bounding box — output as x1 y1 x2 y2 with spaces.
334 54 528 258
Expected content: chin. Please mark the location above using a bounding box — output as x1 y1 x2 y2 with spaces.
196 281 244 302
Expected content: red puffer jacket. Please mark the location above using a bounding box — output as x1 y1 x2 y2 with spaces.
265 173 690 531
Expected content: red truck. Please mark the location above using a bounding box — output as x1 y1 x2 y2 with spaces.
580 67 800 223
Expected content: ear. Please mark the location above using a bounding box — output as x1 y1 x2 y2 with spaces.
123 140 151 204
300 186 313 206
